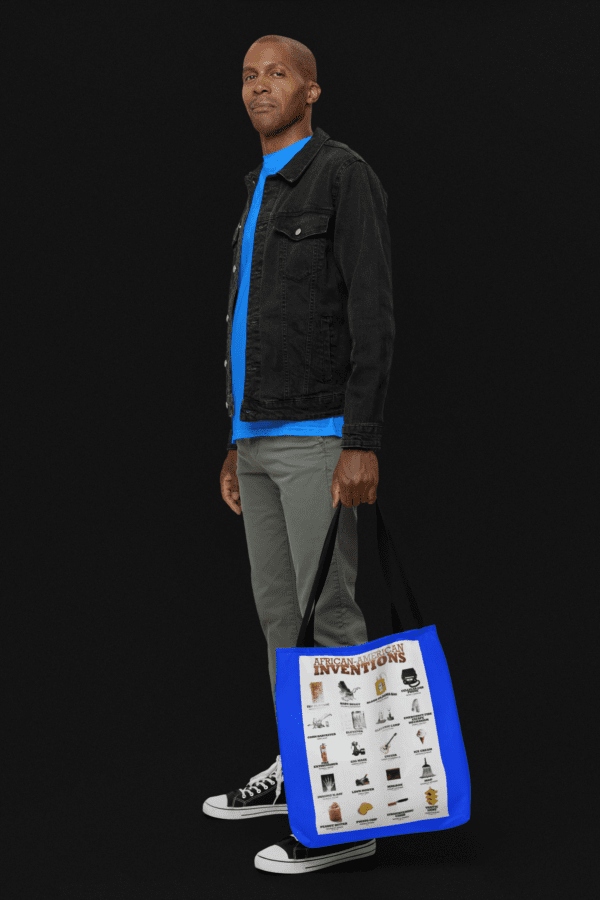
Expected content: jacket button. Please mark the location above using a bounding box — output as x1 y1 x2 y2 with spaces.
224 360 227 366
226 314 229 322
233 265 236 272
295 228 301 235
225 401 228 408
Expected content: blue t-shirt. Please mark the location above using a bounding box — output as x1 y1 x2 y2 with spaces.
231 135 344 444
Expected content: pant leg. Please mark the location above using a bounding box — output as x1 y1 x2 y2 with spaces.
235 437 304 724
237 434 369 721
266 435 369 650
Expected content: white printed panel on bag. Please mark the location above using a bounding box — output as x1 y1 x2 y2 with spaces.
298 639 449 836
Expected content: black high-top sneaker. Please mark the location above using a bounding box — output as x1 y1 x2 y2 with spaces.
255 832 377 874
202 755 287 819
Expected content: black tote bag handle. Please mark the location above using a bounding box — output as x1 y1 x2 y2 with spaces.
296 498 424 649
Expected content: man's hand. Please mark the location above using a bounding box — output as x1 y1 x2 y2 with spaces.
220 448 241 514
331 449 378 508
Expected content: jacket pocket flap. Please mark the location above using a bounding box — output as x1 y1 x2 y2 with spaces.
274 213 331 240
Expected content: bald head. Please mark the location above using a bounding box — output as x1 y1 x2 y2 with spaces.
251 34 317 87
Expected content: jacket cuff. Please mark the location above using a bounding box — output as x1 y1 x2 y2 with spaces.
341 423 382 452
341 444 378 453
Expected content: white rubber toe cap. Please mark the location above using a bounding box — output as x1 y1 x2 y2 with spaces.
204 793 228 807
202 794 231 817
256 843 288 861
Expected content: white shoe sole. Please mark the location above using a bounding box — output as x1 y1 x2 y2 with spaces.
202 796 288 819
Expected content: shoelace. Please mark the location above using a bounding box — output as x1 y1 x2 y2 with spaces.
238 754 284 804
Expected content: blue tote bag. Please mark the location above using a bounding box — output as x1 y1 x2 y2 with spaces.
275 498 470 848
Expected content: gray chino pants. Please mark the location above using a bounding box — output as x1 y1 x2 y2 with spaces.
235 435 370 723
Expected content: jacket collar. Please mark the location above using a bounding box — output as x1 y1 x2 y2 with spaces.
244 126 330 186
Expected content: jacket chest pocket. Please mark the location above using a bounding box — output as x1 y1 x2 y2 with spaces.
273 212 330 282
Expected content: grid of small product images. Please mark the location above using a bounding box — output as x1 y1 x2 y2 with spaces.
299 640 448 835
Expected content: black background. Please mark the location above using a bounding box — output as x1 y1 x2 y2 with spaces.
3 2 598 897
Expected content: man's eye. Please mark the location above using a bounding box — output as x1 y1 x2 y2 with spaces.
244 71 284 81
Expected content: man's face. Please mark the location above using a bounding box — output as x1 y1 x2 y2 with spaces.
242 42 313 134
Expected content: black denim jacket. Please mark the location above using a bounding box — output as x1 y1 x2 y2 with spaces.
224 126 395 454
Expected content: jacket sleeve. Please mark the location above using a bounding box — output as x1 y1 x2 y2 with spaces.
332 159 395 453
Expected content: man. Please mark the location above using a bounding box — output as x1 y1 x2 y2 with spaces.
203 34 395 873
